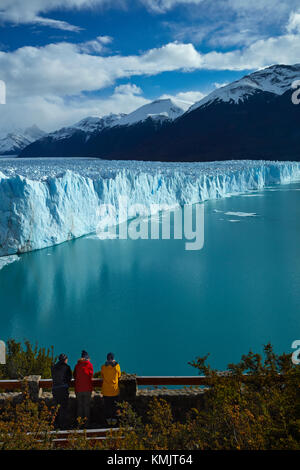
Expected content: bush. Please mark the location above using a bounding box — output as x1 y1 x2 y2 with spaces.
0 339 55 379
0 343 299 450
0 386 56 450
99 344 300 450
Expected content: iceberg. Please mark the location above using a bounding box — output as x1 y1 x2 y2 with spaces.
0 159 300 257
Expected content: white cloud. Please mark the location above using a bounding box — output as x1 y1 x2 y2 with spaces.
1 29 300 131
140 0 204 13
0 0 299 42
287 10 300 33
1 34 300 102
163 1 300 49
78 35 113 53
32 17 83 32
199 33 300 70
0 0 204 30
214 82 228 88
0 41 205 100
0 84 150 133
160 90 206 109
0 0 124 31
114 83 143 95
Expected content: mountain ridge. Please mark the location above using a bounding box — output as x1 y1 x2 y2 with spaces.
19 64 300 161
0 125 45 155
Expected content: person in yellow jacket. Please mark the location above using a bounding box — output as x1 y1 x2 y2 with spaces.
101 352 121 425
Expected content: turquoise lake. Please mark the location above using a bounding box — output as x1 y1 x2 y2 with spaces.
1 183 300 375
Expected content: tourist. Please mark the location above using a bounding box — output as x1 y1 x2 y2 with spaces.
101 352 121 426
73 350 94 426
51 353 72 429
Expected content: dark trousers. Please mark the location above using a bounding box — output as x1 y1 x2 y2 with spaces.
76 391 92 424
52 388 69 429
103 395 119 421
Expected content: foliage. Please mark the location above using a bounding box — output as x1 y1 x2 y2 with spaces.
0 385 95 450
0 386 56 450
185 344 300 450
98 344 300 450
0 339 55 379
0 344 299 450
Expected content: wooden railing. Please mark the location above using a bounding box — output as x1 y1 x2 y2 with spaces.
0 380 22 391
0 376 214 390
0 374 286 391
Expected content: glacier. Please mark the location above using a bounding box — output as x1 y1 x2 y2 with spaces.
0 158 300 257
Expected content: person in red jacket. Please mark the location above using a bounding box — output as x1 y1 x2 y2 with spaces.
73 350 94 426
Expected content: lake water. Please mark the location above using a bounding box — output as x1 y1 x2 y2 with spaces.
1 183 300 375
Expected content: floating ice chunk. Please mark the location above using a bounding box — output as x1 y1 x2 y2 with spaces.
225 211 257 217
0 255 19 271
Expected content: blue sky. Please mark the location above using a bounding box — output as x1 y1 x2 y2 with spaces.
1 0 300 132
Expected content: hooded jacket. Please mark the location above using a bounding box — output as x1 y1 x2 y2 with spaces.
101 360 121 397
73 358 94 393
51 361 72 390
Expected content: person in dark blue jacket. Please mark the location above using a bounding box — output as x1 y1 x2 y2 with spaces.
51 353 72 429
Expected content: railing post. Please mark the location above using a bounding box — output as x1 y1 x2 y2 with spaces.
119 375 137 401
23 375 42 401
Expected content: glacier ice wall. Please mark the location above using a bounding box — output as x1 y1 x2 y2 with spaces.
0 159 300 257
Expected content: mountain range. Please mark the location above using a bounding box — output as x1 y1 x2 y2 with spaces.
0 125 46 156
17 64 300 161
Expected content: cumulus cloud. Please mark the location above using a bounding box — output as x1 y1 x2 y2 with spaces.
0 83 150 133
0 42 205 100
1 34 300 101
78 35 113 53
1 34 300 96
1 29 300 131
114 83 143 95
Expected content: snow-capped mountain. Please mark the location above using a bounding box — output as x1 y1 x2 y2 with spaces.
24 99 183 146
45 114 125 141
20 99 184 157
19 64 300 161
117 99 184 126
189 64 300 110
0 125 45 155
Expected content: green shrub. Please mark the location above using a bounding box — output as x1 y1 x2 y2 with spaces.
0 343 299 450
0 386 56 450
0 339 55 379
99 344 300 450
